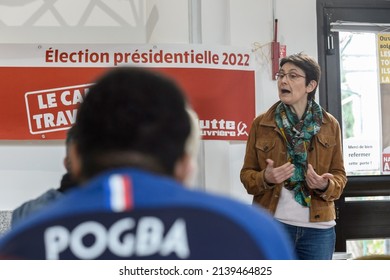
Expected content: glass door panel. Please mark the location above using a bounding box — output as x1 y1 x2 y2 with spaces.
340 32 383 176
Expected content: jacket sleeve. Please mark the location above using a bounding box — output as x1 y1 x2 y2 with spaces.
314 115 347 202
240 118 268 196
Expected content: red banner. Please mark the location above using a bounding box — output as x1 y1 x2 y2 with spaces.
0 44 255 140
0 45 255 140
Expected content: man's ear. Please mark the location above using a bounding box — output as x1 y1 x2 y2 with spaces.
68 142 82 181
63 157 68 171
173 154 196 186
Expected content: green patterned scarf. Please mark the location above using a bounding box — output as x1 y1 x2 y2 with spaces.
275 100 323 207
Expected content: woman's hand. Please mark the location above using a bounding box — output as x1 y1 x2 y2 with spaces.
264 159 295 184
306 164 334 190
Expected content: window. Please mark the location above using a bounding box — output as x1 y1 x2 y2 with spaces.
339 31 381 176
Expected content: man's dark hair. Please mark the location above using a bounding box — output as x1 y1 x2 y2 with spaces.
280 52 321 100
73 67 191 179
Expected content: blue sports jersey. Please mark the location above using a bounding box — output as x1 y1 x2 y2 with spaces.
0 168 295 260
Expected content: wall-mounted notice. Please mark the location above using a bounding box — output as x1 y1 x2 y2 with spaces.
343 139 380 174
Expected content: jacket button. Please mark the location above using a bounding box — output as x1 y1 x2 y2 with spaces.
315 215 320 219
264 146 268 151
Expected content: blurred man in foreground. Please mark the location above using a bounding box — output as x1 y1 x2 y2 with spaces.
0 67 295 260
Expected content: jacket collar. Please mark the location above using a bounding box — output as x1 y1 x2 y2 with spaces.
259 101 330 128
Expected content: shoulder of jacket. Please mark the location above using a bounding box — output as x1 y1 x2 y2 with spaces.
321 109 340 126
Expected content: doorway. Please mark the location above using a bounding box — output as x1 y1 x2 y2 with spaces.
317 0 390 257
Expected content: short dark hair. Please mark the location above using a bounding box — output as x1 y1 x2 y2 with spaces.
73 67 191 179
280 52 321 100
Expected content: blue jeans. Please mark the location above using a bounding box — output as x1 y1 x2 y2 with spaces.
278 222 335 260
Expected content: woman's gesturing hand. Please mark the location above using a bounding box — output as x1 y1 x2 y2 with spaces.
306 164 334 190
264 159 295 185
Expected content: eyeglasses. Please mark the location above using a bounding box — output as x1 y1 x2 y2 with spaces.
275 72 306 81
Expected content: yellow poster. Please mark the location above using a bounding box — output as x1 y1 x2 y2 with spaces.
378 33 390 84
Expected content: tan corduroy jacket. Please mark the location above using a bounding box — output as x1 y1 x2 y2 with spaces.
240 102 347 222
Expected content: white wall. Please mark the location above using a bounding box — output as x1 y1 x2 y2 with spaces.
0 0 318 210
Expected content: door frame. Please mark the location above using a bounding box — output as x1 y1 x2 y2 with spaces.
316 0 390 252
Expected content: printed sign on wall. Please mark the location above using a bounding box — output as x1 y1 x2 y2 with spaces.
0 44 256 141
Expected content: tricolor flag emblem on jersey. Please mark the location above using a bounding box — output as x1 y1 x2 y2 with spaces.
106 174 134 212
